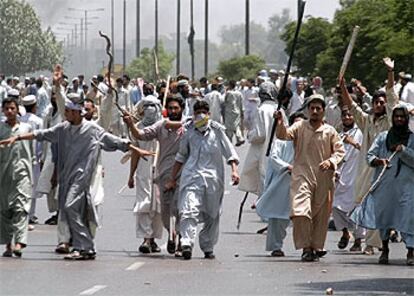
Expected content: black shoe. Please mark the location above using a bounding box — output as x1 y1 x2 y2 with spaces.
378 249 389 265
138 241 151 254
235 140 245 147
167 239 176 254
150 241 161 253
204 252 215 259
81 250 96 260
29 216 39 225
337 235 350 249
182 246 192 260
270 249 285 257
328 219 336 231
301 250 318 262
45 214 58 225
315 249 327 258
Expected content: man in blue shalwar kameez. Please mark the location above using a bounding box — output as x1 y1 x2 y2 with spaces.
351 105 414 265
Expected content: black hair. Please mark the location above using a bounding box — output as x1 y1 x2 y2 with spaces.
84 98 95 106
166 95 185 110
193 100 209 113
372 90 386 103
199 77 208 84
143 83 154 96
289 111 307 126
35 78 43 88
24 103 36 113
2 97 19 108
116 77 123 84
228 80 237 89
123 74 130 81
211 83 219 91
97 74 104 82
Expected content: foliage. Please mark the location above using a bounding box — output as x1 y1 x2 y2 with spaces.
0 0 63 75
280 0 414 91
217 55 266 81
126 43 174 81
281 17 332 76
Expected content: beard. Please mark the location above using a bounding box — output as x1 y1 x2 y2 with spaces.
168 113 182 121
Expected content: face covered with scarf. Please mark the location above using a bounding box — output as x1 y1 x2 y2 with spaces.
142 101 162 126
193 111 210 133
386 106 412 151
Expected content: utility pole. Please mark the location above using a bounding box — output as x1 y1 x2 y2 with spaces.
176 0 181 75
245 0 250 55
189 0 195 81
155 0 159 56
136 0 140 57
123 0 127 74
111 0 115 69
204 0 208 77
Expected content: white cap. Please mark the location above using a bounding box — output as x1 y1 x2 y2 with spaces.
177 79 189 87
21 95 37 106
7 89 20 98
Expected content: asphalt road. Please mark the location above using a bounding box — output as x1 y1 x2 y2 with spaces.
1 145 413 296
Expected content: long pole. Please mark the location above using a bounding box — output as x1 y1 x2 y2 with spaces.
155 0 159 56
74 24 78 47
204 0 208 77
266 0 306 157
123 0 127 74
245 0 249 55
111 0 115 70
136 0 140 57
190 0 194 81
84 11 88 74
176 0 181 75
80 18 84 50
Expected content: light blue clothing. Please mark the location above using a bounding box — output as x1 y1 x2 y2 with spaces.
256 139 294 220
130 86 142 105
351 131 414 247
266 218 289 251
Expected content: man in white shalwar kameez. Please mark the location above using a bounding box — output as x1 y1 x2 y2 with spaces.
223 80 245 145
202 83 223 123
239 81 279 196
165 100 240 260
127 95 163 253
333 106 365 252
19 95 43 228
256 113 305 256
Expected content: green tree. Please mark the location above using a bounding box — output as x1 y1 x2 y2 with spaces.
217 55 266 81
126 43 174 81
0 0 63 75
316 0 414 90
267 8 291 67
281 16 332 77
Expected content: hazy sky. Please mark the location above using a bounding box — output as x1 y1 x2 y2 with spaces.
30 0 340 46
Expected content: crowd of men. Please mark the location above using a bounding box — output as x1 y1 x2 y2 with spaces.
0 57 413 265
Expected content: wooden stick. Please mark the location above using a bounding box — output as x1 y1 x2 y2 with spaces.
339 26 360 79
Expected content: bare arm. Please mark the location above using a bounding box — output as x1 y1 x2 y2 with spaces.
164 161 184 191
0 132 35 147
128 150 140 188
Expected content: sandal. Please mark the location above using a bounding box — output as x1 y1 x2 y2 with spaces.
138 241 151 254
337 235 350 249
167 239 176 254
64 250 84 260
2 249 13 257
55 243 70 254
270 249 285 257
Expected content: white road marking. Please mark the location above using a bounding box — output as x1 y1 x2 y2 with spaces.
125 261 145 271
79 285 107 295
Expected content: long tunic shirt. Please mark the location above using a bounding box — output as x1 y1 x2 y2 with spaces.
176 121 239 219
276 120 345 219
351 89 397 203
351 132 414 238
33 120 131 227
239 100 277 195
203 90 224 123
256 139 294 220
223 90 244 132
333 126 363 213
0 122 33 244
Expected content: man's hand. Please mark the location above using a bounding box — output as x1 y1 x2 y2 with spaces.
122 112 134 127
231 170 240 186
372 158 389 167
383 57 394 71
128 176 135 189
53 64 63 87
0 136 17 147
129 145 156 158
392 144 404 152
287 165 293 173
164 179 177 192
273 110 284 125
319 160 333 171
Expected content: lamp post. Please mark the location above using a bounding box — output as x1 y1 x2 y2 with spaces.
176 0 181 75
204 0 208 77
245 0 250 55
136 0 140 57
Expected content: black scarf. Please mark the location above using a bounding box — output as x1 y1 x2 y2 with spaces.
386 107 411 151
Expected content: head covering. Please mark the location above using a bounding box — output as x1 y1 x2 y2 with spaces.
65 93 84 111
140 95 162 126
21 95 37 106
7 89 20 98
259 69 268 77
386 105 411 151
278 70 285 75
177 79 189 87
307 94 326 108
269 69 278 75
258 81 278 102
402 73 412 81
